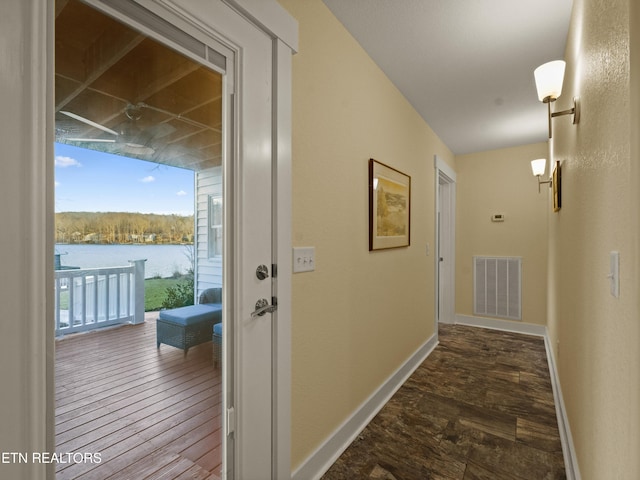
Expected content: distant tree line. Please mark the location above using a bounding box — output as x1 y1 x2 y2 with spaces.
55 211 194 245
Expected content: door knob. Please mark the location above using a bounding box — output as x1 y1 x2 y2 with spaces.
251 298 277 318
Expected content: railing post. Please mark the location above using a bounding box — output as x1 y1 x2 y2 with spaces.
129 259 147 325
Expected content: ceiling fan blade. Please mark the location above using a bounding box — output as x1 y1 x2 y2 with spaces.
60 111 119 136
66 138 116 143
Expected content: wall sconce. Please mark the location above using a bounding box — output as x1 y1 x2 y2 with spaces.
531 158 562 211
531 158 551 192
534 60 580 138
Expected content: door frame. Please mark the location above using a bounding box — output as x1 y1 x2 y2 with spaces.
0 0 296 478
434 155 456 326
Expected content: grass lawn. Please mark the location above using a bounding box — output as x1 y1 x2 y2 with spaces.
57 276 188 312
144 277 184 311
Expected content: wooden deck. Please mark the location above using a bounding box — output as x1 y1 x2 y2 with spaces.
55 313 222 480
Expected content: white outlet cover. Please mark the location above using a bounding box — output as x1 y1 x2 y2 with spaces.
610 251 619 298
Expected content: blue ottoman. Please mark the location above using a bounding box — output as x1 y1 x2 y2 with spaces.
157 303 222 355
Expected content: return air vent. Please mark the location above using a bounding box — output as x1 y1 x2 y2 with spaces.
473 256 521 320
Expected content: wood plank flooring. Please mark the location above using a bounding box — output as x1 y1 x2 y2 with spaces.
322 324 567 480
55 314 222 480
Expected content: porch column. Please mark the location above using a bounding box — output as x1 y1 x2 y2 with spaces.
129 259 147 324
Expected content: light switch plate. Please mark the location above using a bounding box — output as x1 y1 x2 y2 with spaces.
293 247 315 273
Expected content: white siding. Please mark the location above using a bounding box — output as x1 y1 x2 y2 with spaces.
195 167 223 298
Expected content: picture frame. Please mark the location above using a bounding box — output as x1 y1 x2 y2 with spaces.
369 158 411 251
552 160 561 212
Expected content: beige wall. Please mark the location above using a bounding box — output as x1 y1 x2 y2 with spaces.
632 2 640 474
278 0 454 469
455 143 549 325
548 0 640 477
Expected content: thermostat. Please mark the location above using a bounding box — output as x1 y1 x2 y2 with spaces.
491 214 505 222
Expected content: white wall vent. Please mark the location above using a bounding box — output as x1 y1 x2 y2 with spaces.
474 256 522 320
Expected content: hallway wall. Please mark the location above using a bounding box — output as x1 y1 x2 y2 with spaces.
278 0 454 470
548 0 640 477
455 142 549 325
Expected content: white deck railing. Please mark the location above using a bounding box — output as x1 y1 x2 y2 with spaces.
54 259 146 337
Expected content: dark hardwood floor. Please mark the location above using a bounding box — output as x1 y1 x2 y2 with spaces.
55 314 222 480
322 324 566 480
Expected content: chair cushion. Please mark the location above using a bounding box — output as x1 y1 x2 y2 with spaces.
159 303 221 326
213 322 223 336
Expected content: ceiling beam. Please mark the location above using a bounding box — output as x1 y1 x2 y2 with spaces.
55 31 145 112
134 62 202 104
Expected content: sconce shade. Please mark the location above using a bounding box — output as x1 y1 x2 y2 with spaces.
534 60 566 102
531 158 547 177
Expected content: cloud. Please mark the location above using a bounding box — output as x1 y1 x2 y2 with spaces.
140 176 155 183
55 155 81 168
176 190 187 196
54 181 60 187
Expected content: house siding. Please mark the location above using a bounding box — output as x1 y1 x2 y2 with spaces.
195 167 223 298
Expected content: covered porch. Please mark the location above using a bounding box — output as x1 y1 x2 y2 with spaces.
55 312 222 480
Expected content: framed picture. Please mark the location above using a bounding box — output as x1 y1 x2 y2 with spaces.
369 159 411 250
552 160 561 212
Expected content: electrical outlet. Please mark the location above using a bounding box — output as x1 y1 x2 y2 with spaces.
293 247 315 273
609 251 620 298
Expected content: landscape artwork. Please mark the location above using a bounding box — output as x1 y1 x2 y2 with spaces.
369 159 411 250
552 160 562 212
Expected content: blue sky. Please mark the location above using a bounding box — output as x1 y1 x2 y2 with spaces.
55 143 195 215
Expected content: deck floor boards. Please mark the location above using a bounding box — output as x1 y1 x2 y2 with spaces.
55 315 222 480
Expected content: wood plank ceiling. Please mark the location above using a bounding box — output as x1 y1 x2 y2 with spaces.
55 0 223 171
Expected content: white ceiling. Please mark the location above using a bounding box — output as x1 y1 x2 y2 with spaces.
322 0 573 155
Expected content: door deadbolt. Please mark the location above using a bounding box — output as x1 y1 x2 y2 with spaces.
256 264 269 280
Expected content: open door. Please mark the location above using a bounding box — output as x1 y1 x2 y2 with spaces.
435 156 456 326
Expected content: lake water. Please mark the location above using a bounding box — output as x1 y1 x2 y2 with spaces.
55 244 193 279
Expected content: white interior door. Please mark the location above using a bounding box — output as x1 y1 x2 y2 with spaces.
438 180 452 323
435 157 456 325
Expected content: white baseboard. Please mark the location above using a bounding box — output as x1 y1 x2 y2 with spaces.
543 334 582 480
454 314 546 337
454 314 580 480
292 333 439 480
